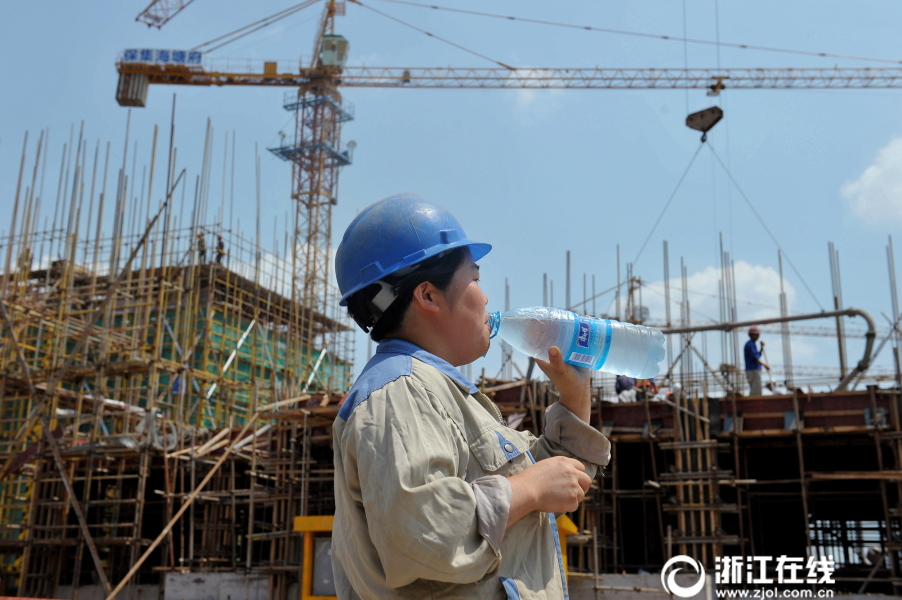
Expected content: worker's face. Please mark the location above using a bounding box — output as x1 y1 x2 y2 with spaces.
443 250 490 365
750 333 759 341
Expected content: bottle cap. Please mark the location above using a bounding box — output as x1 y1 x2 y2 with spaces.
487 311 500 339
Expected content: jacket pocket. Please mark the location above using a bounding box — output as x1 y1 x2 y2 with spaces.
469 426 532 473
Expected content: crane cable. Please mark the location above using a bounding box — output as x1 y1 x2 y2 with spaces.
644 280 783 312
632 142 704 269
706 141 823 310
372 0 902 66
348 0 514 70
192 0 321 52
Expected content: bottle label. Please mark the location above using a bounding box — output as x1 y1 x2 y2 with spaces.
566 317 613 369
576 321 590 348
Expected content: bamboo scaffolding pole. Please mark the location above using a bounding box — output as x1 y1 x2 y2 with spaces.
0 300 112 595
105 411 260 600
4 132 28 294
19 131 44 285
1 168 187 463
0 117 355 600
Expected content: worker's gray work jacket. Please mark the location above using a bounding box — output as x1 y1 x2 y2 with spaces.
332 339 612 600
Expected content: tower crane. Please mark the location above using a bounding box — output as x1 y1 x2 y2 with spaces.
136 0 196 28
114 0 902 394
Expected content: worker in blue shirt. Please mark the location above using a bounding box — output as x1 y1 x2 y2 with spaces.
744 325 770 396
615 375 637 402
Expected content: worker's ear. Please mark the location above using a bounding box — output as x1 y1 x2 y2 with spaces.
410 281 442 314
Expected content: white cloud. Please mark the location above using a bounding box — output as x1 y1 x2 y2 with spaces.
642 260 796 326
841 136 902 227
508 69 564 122
637 260 827 378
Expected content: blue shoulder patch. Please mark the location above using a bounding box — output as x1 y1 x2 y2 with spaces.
379 338 479 394
338 352 413 421
499 577 521 599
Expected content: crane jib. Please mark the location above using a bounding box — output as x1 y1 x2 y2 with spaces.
116 56 902 108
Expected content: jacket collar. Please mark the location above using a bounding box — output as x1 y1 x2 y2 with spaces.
377 338 479 394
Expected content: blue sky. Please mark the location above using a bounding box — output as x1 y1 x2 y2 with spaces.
1 1 901 390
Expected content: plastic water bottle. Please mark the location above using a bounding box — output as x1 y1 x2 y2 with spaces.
488 306 665 378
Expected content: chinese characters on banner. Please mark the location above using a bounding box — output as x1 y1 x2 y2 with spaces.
121 49 203 67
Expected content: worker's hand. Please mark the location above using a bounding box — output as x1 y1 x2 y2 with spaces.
535 346 591 423
507 456 592 526
764 364 771 371
760 340 765 347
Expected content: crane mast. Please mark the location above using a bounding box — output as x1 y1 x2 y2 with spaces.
284 1 350 394
285 79 350 394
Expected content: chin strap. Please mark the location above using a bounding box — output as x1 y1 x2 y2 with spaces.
370 281 397 313
348 260 429 333
349 280 398 334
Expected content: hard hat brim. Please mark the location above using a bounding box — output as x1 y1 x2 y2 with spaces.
336 193 493 306
339 239 491 306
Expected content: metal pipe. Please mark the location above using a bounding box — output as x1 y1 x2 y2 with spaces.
660 307 876 392
543 272 547 306
566 250 571 312
778 250 794 388
663 241 672 374
615 245 621 321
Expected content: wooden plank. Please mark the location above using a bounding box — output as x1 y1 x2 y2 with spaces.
293 515 334 533
803 409 865 418
808 471 902 481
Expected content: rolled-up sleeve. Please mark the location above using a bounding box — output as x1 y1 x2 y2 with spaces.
471 475 512 552
349 378 501 588
532 402 611 478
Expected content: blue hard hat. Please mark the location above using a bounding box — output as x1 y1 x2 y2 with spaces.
336 193 491 305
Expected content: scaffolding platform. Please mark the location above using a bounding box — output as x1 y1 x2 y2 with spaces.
282 92 354 122
267 141 352 166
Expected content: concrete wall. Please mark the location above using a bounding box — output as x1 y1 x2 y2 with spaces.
57 584 160 600
163 572 270 600
569 573 714 600
55 573 292 600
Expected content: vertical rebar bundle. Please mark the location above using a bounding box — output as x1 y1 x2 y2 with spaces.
0 125 354 600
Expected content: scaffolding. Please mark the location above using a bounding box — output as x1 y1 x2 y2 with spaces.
471 373 902 596
5 121 902 600
6 214 902 597
0 217 353 599
579 386 902 596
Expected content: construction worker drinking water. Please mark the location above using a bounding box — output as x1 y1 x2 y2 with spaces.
332 193 611 599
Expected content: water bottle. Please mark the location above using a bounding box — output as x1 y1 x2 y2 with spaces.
487 306 665 378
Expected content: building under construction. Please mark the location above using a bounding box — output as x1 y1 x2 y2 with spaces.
5 0 902 596
3 121 902 600
3 204 902 598
0 210 354 599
